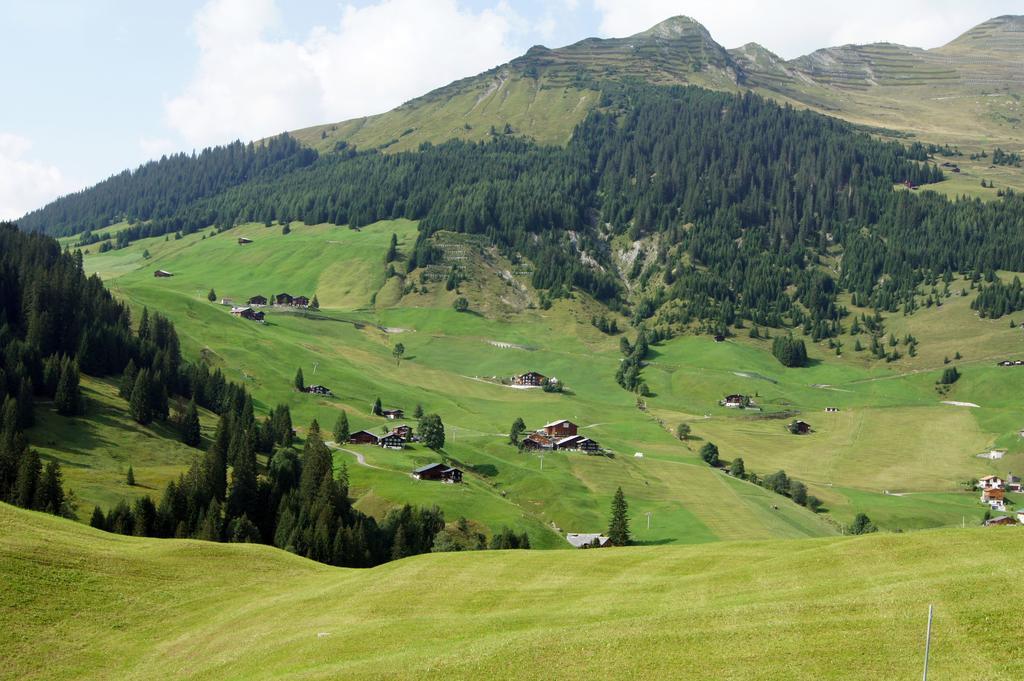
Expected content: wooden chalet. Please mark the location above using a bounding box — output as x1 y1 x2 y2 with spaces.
512 371 546 386
349 430 380 445
238 237 253 244
412 463 463 483
292 295 310 308
380 431 405 449
381 408 404 420
788 420 812 435
1007 473 1022 493
978 476 1005 490
565 533 612 549
984 516 1017 527
721 394 746 408
391 424 414 441
304 384 332 396
542 419 577 438
274 293 294 306
522 432 555 451
248 295 268 306
219 298 234 306
230 306 265 322
555 435 600 453
982 487 1005 503
154 269 173 277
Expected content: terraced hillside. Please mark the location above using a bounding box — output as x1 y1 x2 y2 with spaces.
2 503 1021 680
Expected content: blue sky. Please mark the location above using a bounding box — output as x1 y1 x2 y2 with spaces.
1 0 1019 219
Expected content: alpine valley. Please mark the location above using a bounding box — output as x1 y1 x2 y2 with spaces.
3 13 1024 681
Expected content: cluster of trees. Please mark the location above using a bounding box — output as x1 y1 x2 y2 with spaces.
697 440 822 512
972 276 1024 319
770 336 809 367
590 314 619 335
431 517 531 552
991 148 1022 167
616 331 650 394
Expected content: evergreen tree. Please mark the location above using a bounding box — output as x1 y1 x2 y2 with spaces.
15 449 42 509
54 357 81 416
181 400 201 447
372 397 382 416
119 359 138 400
333 411 350 444
207 288 217 302
129 369 154 425
89 505 106 530
413 403 423 419
294 367 305 392
453 297 469 312
509 417 526 446
126 465 135 486
310 295 319 309
607 487 630 545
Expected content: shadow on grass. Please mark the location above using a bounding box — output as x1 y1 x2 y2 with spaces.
631 538 676 546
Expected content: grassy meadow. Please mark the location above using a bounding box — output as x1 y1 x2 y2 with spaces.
2 503 1022 680
51 217 1024 542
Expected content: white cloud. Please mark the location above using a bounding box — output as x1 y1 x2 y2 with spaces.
591 1 1020 58
0 134 73 221
167 0 522 148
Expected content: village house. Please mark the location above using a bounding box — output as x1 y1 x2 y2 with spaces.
542 419 577 438
304 385 332 396
381 408 404 420
566 533 613 548
412 463 463 483
293 295 310 308
984 515 1017 527
512 371 546 386
824 407 840 413
238 237 253 244
522 432 554 451
391 424 414 441
230 306 265 322
977 476 1005 491
1007 473 1022 493
274 293 294 306
788 420 812 435
981 487 1006 511
721 394 748 408
219 297 234 306
153 269 173 277
348 430 380 445
555 435 600 453
248 295 268 306
380 431 405 449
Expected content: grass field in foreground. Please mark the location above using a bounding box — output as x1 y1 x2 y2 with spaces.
2 503 1021 680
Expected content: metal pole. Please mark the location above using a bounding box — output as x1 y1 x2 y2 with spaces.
539 455 544 471
645 511 652 529
922 604 933 681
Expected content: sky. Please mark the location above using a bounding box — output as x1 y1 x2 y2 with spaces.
1 0 1019 220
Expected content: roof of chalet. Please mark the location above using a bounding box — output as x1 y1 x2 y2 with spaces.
543 419 574 429
350 429 379 439
230 306 252 313
980 475 1004 481
566 533 612 548
556 435 583 445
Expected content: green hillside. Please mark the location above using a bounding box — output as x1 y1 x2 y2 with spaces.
2 502 1021 680
71 217 1023 537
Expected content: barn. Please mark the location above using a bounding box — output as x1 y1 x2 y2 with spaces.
412 463 463 483
542 419 578 438
349 430 380 445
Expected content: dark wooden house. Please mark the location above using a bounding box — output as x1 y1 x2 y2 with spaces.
274 293 293 306
391 424 414 441
231 306 264 322
248 295 268 306
154 269 173 277
238 237 253 244
512 371 546 386
292 295 310 308
522 433 554 451
788 420 812 435
304 384 332 396
380 431 405 449
381 408 404 420
349 430 380 445
412 463 463 483
542 419 577 438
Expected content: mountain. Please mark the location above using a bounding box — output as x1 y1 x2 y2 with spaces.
291 15 1024 155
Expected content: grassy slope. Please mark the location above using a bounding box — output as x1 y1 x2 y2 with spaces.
69 219 1024 539
2 503 1021 680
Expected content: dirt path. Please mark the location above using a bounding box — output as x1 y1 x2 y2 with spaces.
325 443 385 470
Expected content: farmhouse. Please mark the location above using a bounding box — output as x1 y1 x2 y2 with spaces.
412 463 463 483
824 407 840 413
274 293 294 306
512 371 546 386
981 487 1005 511
721 394 747 408
542 419 577 438
1007 473 1022 493
230 306 265 322
293 295 310 308
566 533 613 548
381 408 404 420
248 295 268 306
348 430 380 445
380 432 405 449
304 385 332 396
154 269 173 277
522 433 555 451
984 515 1017 527
238 237 253 244
788 420 812 435
391 424 414 441
977 476 1005 491
219 298 234 306
555 435 600 453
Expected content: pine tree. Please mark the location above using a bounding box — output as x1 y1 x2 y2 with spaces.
607 487 630 546
89 505 106 530
126 465 135 486
413 403 423 419
181 400 201 447
129 369 153 425
15 449 41 509
310 295 319 309
54 358 81 416
509 417 526 446
294 367 305 392
372 397 382 416
333 411 350 444
119 359 138 399
207 288 217 302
